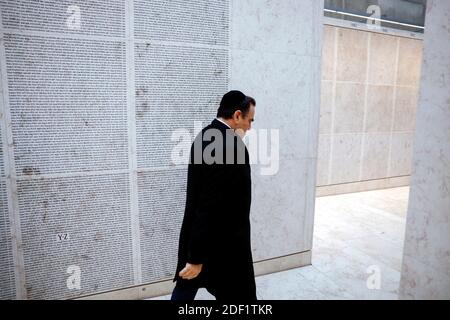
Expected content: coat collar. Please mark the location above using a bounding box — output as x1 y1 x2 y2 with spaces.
211 118 232 131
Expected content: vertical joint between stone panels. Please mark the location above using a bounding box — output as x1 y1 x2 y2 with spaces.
387 38 401 178
359 32 371 181
313 0 325 58
304 0 324 252
309 0 323 157
125 0 142 285
327 27 339 185
227 0 232 91
0 17 27 299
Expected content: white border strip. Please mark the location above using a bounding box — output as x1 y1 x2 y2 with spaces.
7 166 187 182
1 28 228 50
125 0 142 285
0 15 27 299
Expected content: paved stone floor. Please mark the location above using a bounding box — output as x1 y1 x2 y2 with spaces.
150 186 410 300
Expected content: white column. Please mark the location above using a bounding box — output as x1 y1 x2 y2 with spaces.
229 0 324 263
399 0 450 299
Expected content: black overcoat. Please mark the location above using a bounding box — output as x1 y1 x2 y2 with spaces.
173 118 256 300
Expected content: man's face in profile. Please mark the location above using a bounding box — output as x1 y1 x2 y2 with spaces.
234 104 256 138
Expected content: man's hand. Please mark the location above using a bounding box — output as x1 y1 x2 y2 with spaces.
179 263 203 280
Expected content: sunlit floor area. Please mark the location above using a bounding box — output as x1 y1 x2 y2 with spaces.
150 186 410 300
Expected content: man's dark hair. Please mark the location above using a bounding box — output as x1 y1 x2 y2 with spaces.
217 90 256 119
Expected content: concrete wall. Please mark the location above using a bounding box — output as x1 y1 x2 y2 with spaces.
399 0 450 299
230 0 323 263
317 24 423 196
0 0 324 299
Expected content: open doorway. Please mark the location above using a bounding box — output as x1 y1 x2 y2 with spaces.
312 0 425 299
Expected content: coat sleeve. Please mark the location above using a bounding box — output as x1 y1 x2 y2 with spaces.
186 161 232 265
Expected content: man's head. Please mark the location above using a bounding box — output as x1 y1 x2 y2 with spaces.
217 90 256 138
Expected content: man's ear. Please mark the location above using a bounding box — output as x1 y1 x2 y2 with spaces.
233 110 242 121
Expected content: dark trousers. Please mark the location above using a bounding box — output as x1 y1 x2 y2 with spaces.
171 281 256 301
170 282 200 301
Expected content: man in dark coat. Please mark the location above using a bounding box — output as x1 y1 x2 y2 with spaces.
171 90 257 301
